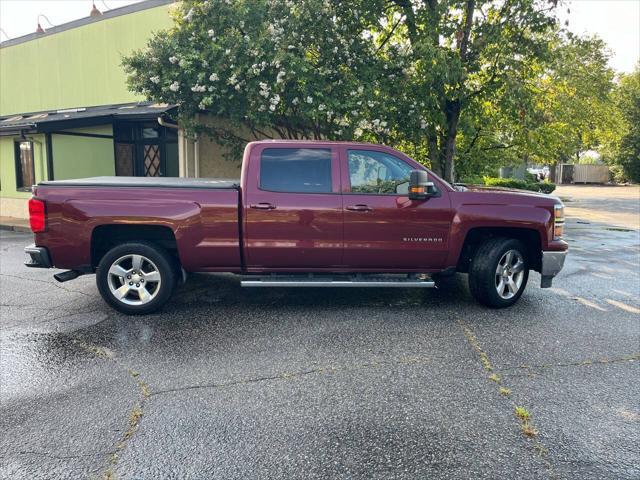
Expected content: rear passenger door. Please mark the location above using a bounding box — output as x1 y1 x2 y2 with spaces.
243 144 343 270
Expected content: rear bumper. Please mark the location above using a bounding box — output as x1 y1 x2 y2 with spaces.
540 250 567 288
24 244 52 268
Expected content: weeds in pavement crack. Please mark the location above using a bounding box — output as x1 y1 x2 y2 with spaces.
458 320 556 477
499 387 512 397
515 406 538 437
68 337 151 480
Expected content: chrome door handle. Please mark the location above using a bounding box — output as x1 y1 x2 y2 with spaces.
346 204 372 212
250 202 277 210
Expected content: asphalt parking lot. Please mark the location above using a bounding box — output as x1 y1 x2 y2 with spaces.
1 185 639 479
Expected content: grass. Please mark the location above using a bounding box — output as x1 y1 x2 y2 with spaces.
515 406 530 421
521 423 539 438
515 406 538 437
499 387 512 396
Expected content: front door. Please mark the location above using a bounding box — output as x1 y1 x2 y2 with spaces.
340 146 453 270
243 144 343 270
114 122 179 177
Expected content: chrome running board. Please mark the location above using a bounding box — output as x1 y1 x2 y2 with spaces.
241 274 435 288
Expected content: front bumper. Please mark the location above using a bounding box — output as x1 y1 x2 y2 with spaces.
540 250 568 288
24 244 52 268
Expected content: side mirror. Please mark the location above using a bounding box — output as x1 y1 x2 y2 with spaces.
408 170 435 201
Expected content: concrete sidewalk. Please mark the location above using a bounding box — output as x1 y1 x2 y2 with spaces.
0 216 30 233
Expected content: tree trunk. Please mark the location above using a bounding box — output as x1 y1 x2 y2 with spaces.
428 130 442 176
443 99 461 183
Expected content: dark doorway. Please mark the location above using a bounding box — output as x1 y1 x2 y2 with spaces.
561 164 574 184
114 122 178 177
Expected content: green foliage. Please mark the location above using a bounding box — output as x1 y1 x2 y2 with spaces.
612 68 640 182
122 0 417 158
483 177 556 193
123 0 561 176
457 175 485 186
122 1 631 184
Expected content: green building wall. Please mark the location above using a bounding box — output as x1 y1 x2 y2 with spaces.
0 135 48 217
0 2 175 217
0 3 174 116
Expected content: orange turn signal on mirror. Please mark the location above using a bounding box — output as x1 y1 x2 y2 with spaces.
410 187 425 193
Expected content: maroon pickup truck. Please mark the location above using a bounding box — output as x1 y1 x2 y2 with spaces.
25 140 567 314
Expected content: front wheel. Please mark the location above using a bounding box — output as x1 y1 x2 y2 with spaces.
469 238 529 308
96 242 177 315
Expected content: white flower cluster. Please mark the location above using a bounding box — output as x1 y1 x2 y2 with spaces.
191 84 206 92
209 73 219 82
259 82 270 98
269 94 280 111
355 118 390 136
169 81 180 92
149 76 160 84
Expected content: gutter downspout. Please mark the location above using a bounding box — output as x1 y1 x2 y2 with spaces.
194 135 200 178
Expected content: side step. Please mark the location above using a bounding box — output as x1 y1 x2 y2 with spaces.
241 274 435 288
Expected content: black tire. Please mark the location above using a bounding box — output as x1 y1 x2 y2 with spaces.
468 237 529 308
96 242 177 315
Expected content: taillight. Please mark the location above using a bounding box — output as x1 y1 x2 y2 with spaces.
28 198 46 233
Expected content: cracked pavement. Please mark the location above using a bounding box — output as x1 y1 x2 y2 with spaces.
1 185 639 479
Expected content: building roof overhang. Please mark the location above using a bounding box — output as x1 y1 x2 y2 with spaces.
0 102 177 136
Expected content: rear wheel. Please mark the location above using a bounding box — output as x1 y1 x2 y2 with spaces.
96 242 176 315
469 238 529 308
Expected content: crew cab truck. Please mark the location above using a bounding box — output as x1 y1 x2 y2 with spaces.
25 140 567 315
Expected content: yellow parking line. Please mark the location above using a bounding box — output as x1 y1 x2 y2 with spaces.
606 299 640 315
574 297 607 312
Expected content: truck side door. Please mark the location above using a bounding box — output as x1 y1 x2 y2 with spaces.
243 144 343 270
339 146 453 270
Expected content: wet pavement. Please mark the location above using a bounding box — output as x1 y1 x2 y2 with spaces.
1 185 639 479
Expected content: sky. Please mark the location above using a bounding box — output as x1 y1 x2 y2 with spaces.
0 0 638 72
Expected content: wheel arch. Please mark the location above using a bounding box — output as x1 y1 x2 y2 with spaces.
90 224 179 269
455 227 542 273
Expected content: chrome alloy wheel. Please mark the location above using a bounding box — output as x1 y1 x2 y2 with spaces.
495 249 525 300
107 254 162 306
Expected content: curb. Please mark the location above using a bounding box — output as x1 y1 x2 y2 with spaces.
0 224 31 233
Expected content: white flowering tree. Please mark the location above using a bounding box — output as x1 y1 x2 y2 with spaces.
125 0 561 181
123 0 422 159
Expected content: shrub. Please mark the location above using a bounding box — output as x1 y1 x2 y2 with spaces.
482 177 556 194
456 175 485 185
537 181 557 194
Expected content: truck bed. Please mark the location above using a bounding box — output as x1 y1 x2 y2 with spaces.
33 176 242 272
38 176 240 190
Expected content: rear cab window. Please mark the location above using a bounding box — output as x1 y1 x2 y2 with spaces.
260 148 332 193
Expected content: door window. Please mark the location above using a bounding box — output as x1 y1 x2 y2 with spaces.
348 150 412 194
260 148 332 193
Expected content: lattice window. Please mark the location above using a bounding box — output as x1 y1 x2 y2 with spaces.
143 145 161 177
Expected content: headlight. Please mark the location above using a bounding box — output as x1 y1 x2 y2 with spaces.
554 204 564 240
